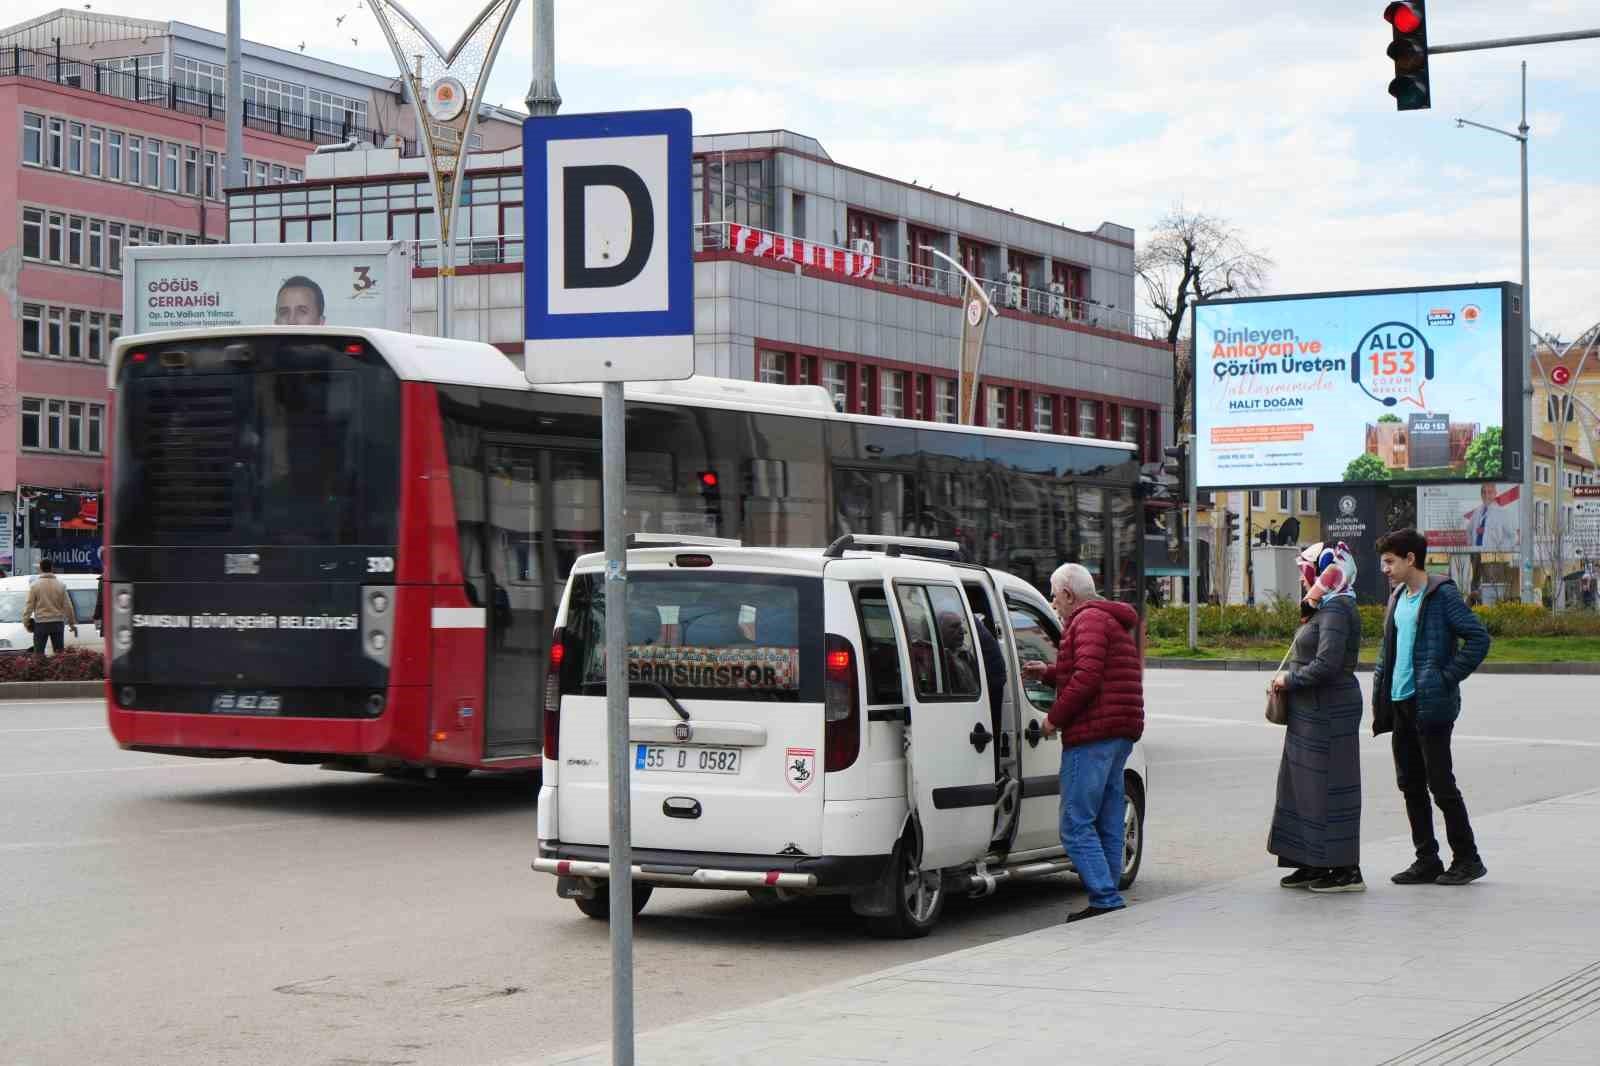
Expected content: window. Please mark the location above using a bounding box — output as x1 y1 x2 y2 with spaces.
791 192 806 240
67 310 85 359
1536 500 1550 533
23 113 44 165
255 161 269 186
46 307 63 355
89 405 104 454
1299 489 1316 513
271 164 287 184
935 379 957 423
22 208 43 260
184 147 199 195
881 371 905 418
87 220 104 270
145 139 161 188
1078 398 1100 437
108 223 124 272
128 135 142 184
108 314 122 347
165 142 180 192
22 304 43 353
47 118 64 168
1035 395 1054 434
1121 407 1142 445
895 583 981 700
68 122 84 173
1007 596 1061 712
173 54 226 102
205 151 218 199
21 400 42 449
68 403 85 452
88 127 104 177
88 313 104 362
758 350 789 385
108 130 123 180
307 87 369 127
1536 464 1550 485
67 216 85 266
822 360 849 412
47 212 65 262
289 168 303 183
1278 489 1291 512
1250 491 1265 510
47 400 64 450
855 586 904 705
987 386 1010 429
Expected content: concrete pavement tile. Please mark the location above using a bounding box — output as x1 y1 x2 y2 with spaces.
1197 1036 1413 1066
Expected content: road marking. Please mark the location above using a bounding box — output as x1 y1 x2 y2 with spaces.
1148 712 1600 750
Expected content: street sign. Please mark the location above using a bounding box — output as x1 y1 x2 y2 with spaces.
523 109 694 384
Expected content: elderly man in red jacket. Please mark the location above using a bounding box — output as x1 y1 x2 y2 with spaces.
1023 562 1145 922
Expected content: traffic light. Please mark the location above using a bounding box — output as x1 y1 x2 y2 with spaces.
1162 443 1189 503
1384 1 1431 111
696 470 722 532
1223 509 1240 545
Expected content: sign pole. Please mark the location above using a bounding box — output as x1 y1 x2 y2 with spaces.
602 380 633 1066
1187 436 1198 649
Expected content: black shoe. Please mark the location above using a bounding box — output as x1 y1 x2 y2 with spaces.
1308 867 1366 893
1391 860 1446 885
1067 904 1123 923
1435 859 1487 885
1280 867 1327 889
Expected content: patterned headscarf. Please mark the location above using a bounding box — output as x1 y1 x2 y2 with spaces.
1297 541 1357 603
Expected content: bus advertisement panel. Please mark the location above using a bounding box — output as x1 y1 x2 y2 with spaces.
124 242 412 335
1193 283 1522 490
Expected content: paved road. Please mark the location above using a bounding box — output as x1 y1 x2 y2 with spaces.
3 673 1597 1065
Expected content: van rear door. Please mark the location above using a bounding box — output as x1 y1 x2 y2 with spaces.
555 566 827 856
879 561 995 870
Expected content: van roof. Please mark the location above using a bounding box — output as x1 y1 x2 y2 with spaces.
571 546 832 576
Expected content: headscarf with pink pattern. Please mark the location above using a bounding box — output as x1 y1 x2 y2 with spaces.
1297 541 1358 605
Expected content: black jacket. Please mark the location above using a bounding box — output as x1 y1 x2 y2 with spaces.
975 619 1006 732
1372 575 1490 736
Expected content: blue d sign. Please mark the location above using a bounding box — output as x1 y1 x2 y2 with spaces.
524 108 693 384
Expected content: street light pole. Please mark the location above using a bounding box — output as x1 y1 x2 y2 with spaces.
1456 60 1534 604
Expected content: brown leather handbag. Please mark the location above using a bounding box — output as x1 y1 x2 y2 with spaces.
1265 644 1294 725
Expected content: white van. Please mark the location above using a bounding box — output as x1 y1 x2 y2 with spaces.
0 573 102 652
533 535 1148 937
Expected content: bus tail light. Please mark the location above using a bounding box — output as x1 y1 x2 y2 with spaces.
823 634 860 772
109 583 134 663
362 586 395 667
543 627 565 760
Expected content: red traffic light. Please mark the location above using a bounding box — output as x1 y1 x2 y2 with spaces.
697 471 719 489
1384 1 1421 34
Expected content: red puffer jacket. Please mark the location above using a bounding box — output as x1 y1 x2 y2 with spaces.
1046 599 1145 746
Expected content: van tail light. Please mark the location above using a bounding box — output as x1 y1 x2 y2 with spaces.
543 627 565 760
823 634 860 772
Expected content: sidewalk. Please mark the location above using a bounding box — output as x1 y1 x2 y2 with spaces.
538 788 1600 1066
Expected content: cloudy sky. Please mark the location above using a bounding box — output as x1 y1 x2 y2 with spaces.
17 0 1599 338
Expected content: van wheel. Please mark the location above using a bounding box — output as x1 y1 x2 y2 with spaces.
867 832 944 939
1119 773 1145 891
574 882 653 921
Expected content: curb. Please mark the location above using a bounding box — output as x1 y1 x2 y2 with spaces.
1147 657 1600 675
0 681 105 700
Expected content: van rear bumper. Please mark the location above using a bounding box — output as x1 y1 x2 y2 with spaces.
534 843 890 891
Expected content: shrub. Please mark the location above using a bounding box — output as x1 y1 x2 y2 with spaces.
0 648 106 683
1148 601 1600 643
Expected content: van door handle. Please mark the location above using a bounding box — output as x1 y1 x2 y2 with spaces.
969 723 992 753
1024 720 1043 748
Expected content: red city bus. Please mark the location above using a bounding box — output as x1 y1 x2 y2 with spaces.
106 327 1142 776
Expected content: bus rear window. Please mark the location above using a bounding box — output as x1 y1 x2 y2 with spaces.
561 571 823 702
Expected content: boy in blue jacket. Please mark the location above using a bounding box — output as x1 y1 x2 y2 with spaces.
1372 528 1491 886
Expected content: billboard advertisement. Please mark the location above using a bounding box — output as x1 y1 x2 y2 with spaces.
1193 283 1522 490
1418 482 1523 553
124 242 412 335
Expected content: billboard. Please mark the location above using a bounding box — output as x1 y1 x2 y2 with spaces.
1418 482 1523 553
124 242 412 335
1193 283 1522 490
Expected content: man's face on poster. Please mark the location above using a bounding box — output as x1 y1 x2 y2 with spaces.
274 285 325 325
1480 483 1497 507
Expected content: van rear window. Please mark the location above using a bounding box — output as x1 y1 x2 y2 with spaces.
560 571 824 702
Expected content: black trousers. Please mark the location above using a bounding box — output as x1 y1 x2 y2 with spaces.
31 621 66 655
1392 699 1480 865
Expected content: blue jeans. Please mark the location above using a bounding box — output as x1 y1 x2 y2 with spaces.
1059 736 1134 910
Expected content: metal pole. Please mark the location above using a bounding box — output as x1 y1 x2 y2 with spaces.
1430 28 1600 54
1519 61 1535 605
1187 436 1198 650
1555 400 1564 611
601 380 634 1066
525 0 561 116
225 0 244 189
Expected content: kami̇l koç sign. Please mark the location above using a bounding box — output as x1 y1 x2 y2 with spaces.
1192 283 1523 490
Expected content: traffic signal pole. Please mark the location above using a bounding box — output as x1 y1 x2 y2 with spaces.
1429 28 1600 54
1187 438 1198 650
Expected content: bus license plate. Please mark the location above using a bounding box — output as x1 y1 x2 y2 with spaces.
635 745 741 775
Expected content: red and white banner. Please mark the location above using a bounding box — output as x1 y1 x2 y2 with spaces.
726 224 878 279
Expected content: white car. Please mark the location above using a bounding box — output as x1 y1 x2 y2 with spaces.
0 573 102 652
533 535 1149 938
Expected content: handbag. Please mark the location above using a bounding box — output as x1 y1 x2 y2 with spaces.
1264 643 1294 726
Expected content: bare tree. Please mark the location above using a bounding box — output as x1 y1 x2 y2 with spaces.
1137 207 1273 434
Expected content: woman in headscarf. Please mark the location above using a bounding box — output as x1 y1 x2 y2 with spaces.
1268 542 1365 892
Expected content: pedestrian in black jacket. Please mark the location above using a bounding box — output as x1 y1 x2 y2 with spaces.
1372 528 1492 887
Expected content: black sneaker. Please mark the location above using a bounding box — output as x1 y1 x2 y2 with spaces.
1066 904 1123 923
1435 859 1487 885
1391 860 1446 885
1308 867 1366 893
1280 867 1327 889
